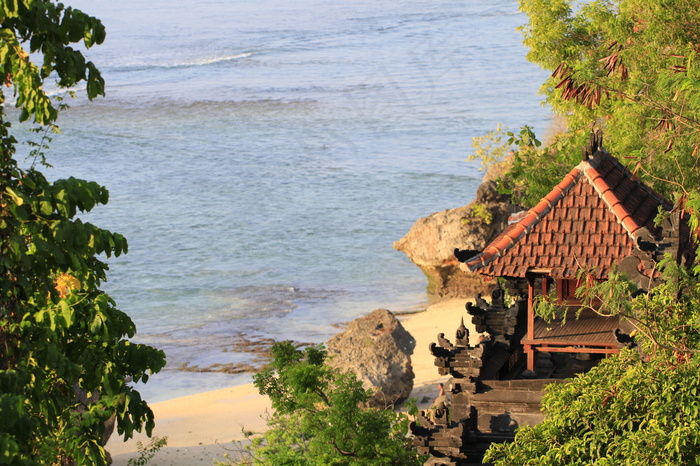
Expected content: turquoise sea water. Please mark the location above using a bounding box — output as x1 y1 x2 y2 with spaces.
22 0 551 402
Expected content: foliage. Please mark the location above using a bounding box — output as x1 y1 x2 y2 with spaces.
469 122 553 207
219 341 424 465
0 1 105 125
575 256 700 359
126 436 168 466
502 0 700 205
531 288 561 325
488 207 700 465
462 202 493 225
481 2 700 464
491 207 700 466
485 351 700 466
530 253 700 360
468 124 552 206
500 125 573 207
0 2 165 464
468 123 511 172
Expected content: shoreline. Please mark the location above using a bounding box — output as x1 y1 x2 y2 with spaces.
108 298 475 465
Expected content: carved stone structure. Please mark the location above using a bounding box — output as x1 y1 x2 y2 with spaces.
410 304 557 465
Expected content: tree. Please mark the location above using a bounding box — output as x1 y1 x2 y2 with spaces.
223 341 424 465
500 0 700 207
0 2 165 464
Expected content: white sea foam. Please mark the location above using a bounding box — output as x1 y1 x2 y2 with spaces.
98 52 253 74
193 52 252 65
152 52 253 68
156 52 254 69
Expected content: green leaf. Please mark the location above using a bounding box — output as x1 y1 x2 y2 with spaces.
58 300 74 328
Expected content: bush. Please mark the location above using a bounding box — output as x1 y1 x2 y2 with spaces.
218 342 424 465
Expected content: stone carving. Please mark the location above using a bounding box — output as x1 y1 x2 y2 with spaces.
411 303 552 465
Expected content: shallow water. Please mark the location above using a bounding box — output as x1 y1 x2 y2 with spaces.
20 0 551 402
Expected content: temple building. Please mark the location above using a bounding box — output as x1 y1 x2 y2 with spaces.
411 133 694 465
460 133 693 371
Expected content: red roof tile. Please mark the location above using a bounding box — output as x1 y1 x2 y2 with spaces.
464 151 675 279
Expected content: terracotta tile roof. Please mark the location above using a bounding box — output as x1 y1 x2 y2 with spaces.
464 151 674 279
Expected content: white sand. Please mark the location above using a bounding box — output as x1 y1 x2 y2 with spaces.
107 298 474 465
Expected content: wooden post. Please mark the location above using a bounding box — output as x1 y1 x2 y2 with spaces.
524 344 534 371
527 274 535 371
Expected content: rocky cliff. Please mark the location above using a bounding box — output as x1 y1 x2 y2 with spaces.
394 167 519 299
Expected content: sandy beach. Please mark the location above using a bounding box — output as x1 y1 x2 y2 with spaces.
107 298 476 465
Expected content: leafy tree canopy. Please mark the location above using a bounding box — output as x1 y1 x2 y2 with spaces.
485 351 700 466
223 342 424 465
486 257 700 465
502 0 700 206
0 1 165 464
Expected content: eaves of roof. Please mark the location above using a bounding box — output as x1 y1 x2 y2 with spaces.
463 151 672 277
465 166 583 271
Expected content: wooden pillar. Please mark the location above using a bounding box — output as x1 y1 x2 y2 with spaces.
527 274 535 371
524 344 534 371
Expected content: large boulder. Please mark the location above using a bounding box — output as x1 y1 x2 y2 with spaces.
326 309 415 408
394 166 519 299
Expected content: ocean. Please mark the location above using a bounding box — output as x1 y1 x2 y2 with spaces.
19 0 551 402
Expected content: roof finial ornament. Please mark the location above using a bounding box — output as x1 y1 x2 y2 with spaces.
582 128 604 161
455 317 469 346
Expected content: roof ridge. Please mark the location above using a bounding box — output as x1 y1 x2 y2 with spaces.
466 166 584 271
460 149 690 280
583 169 640 239
582 151 668 239
606 152 673 208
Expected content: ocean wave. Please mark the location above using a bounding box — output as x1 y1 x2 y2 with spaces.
108 52 253 73
173 52 253 67
59 95 320 118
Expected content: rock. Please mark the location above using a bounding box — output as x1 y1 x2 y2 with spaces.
476 178 510 204
326 309 415 408
393 165 519 298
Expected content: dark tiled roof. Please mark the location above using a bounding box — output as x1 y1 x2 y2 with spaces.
464 151 673 279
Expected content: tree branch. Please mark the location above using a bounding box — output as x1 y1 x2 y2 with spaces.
329 439 359 458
